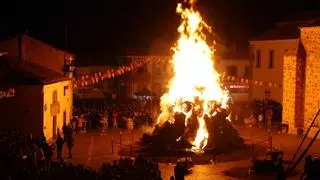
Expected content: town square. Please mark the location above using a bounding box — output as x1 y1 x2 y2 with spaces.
1 0 320 179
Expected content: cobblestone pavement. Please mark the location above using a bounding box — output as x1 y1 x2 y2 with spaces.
55 126 320 179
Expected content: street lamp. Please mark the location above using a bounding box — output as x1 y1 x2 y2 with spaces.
264 88 272 129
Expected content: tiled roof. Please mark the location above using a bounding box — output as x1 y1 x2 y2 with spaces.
251 25 300 41
0 57 70 85
252 10 320 41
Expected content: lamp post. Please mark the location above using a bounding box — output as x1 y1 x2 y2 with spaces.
264 88 271 128
264 88 273 149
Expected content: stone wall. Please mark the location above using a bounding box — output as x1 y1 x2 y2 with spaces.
300 27 320 137
295 44 306 128
283 49 298 134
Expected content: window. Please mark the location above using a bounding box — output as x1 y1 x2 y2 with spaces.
226 66 237 76
63 86 68 96
256 49 261 68
52 90 57 103
63 111 67 125
269 50 274 69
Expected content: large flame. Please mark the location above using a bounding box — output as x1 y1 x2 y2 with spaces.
156 2 229 152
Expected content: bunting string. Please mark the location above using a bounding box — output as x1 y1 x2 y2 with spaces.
72 57 282 90
73 58 154 88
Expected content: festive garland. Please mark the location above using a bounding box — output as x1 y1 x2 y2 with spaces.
220 74 282 89
73 57 282 89
73 57 154 88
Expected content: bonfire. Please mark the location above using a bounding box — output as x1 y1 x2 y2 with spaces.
140 0 243 156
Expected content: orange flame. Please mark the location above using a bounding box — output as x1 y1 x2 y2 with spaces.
156 2 229 152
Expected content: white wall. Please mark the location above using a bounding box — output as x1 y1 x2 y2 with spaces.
250 39 299 103
43 80 73 140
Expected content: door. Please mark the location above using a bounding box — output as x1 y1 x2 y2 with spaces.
53 116 57 139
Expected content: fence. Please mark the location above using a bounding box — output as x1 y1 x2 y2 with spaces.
109 130 137 158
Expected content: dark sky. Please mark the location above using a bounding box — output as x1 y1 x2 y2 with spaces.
1 0 320 65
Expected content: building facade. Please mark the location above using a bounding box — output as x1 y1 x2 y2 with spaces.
282 26 320 137
75 65 117 99
120 54 250 102
219 55 250 102
251 12 320 137
0 35 75 140
250 38 299 103
119 56 171 98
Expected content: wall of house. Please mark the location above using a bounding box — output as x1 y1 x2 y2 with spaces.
0 35 74 74
146 59 172 97
43 80 73 140
124 56 171 98
219 58 250 77
250 39 299 103
300 27 320 138
0 85 43 136
282 49 299 134
22 35 69 74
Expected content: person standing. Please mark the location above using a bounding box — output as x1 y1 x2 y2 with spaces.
66 126 74 159
113 110 118 128
174 163 185 180
258 114 264 128
56 131 64 160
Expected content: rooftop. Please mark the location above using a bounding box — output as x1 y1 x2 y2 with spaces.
251 25 300 41
0 57 70 85
252 10 320 41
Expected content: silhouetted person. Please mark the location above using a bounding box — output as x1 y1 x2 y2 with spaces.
301 155 313 180
42 142 54 168
38 132 46 146
66 126 74 159
174 163 185 180
62 123 68 141
56 131 64 160
170 176 175 180
276 156 285 180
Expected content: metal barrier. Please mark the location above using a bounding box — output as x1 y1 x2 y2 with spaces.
246 134 273 159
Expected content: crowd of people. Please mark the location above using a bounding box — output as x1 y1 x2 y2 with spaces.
0 128 167 180
72 101 155 131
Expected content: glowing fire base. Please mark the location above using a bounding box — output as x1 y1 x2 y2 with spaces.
139 109 244 156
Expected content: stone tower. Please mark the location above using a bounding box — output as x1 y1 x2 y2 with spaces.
283 26 320 137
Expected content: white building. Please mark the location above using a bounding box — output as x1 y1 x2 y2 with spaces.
0 35 75 140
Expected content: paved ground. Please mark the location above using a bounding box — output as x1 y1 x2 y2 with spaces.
56 126 320 179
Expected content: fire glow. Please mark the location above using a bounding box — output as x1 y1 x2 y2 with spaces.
156 1 229 152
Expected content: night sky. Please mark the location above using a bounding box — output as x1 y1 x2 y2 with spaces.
1 0 320 65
